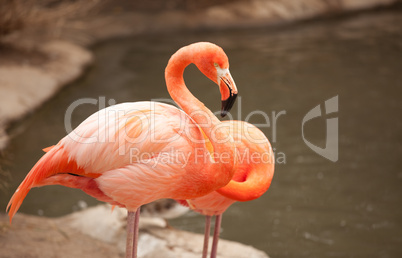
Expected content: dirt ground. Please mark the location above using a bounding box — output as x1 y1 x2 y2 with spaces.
0 213 122 258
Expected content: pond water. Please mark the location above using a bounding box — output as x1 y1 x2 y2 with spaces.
2 6 402 258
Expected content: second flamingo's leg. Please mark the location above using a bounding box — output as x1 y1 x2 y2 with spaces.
202 215 212 258
126 207 141 258
210 214 222 258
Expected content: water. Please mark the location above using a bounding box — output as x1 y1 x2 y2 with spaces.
2 7 402 258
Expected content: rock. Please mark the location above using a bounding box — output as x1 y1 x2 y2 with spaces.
142 227 269 258
0 204 269 257
62 204 269 258
140 199 190 219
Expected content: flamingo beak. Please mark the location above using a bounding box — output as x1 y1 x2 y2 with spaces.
219 70 238 117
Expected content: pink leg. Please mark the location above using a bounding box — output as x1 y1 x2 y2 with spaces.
126 207 141 258
210 214 222 258
202 216 212 258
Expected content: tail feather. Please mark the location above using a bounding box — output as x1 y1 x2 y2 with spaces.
6 187 30 223
7 145 81 222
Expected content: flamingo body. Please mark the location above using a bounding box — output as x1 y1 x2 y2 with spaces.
186 120 274 215
182 120 274 258
7 102 223 217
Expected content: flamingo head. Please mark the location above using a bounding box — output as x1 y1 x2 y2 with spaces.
194 43 238 117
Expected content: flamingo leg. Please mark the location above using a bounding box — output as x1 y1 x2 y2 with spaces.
126 207 141 258
202 215 212 258
210 214 222 258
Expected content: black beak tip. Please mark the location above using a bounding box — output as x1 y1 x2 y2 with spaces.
221 93 238 118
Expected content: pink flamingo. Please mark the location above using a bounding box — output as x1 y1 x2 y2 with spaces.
179 120 274 258
7 42 239 258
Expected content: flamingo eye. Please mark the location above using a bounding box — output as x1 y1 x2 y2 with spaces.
214 63 219 68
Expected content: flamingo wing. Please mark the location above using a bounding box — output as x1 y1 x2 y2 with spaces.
7 101 212 221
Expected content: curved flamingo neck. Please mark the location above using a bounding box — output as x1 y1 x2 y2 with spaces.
165 43 235 181
165 44 221 129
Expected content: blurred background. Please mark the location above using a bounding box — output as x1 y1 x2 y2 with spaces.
1 0 401 257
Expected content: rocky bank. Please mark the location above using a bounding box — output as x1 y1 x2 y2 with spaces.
0 204 269 258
